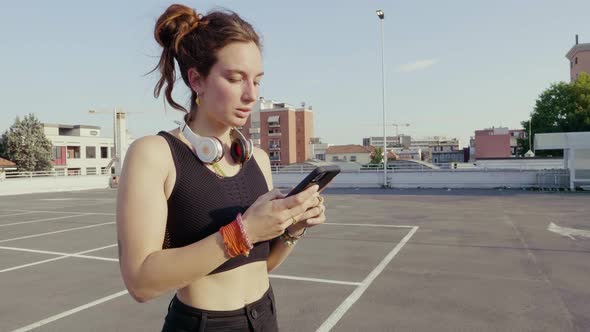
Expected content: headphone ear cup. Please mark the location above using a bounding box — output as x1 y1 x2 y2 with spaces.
246 139 253 160
230 138 247 164
195 136 224 164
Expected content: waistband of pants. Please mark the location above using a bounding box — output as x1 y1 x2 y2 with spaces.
169 285 273 318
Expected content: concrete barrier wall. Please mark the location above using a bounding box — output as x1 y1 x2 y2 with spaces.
0 169 569 196
272 172 381 190
0 175 110 196
273 170 568 189
390 170 544 189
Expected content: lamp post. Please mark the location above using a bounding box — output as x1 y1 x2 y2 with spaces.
89 107 130 177
89 108 117 172
376 9 387 187
525 118 535 157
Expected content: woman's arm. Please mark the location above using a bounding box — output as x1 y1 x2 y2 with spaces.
252 148 324 272
117 136 230 303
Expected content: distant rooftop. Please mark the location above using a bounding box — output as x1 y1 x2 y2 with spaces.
327 145 373 154
0 157 16 168
566 42 590 60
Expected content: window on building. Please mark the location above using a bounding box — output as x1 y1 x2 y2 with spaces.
52 146 62 159
86 146 96 159
350 156 357 162
332 156 338 161
315 154 325 161
575 57 578 65
267 115 280 127
343 156 347 161
101 147 108 158
67 146 80 159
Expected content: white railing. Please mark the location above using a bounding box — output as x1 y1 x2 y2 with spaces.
2 169 110 179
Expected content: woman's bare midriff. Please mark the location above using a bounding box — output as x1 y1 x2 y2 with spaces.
176 261 270 310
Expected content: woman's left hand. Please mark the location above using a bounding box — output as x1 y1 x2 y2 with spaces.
287 194 326 234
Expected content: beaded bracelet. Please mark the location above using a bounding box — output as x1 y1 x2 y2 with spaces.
219 215 252 257
235 213 253 250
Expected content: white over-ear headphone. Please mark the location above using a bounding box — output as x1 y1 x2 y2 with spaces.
175 117 253 164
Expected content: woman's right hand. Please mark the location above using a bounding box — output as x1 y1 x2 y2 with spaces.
242 185 319 243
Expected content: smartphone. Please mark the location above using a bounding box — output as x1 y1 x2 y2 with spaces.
286 165 341 197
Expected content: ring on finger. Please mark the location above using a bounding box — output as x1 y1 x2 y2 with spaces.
290 215 298 225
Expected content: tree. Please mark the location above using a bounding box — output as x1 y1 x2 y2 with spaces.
370 146 384 164
0 132 7 159
518 72 590 157
0 114 53 171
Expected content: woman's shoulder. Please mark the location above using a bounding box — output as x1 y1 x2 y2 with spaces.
126 133 176 168
251 147 270 168
250 147 272 190
129 134 169 153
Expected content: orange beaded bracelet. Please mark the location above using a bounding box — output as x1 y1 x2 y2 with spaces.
219 213 253 258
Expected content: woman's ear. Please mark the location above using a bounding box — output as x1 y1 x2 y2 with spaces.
188 68 204 94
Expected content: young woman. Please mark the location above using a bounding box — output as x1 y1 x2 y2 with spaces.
116 4 326 331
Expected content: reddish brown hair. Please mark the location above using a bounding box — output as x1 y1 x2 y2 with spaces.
152 4 261 113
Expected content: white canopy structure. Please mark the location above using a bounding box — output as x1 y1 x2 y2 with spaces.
535 132 590 190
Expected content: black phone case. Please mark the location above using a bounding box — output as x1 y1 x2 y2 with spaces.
286 165 341 197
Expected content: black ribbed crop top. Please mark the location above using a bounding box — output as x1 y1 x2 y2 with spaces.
157 131 271 275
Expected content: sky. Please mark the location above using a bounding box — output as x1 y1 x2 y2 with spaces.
0 0 588 148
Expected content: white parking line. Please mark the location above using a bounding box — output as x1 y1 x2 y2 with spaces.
0 212 37 218
317 226 419 332
0 214 89 227
0 244 118 273
11 290 129 332
40 198 115 201
3 219 416 331
270 274 361 286
1 209 115 216
0 222 115 243
325 222 416 228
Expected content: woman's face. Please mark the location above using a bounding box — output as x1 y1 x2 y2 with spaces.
196 41 263 128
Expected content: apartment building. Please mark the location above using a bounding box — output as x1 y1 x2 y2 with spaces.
566 35 590 82
309 137 329 161
363 135 411 149
242 98 314 166
326 145 373 164
43 123 128 176
474 127 525 159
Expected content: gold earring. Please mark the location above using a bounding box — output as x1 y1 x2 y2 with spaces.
195 95 201 106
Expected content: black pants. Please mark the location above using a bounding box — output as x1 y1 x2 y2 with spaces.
161 286 279 332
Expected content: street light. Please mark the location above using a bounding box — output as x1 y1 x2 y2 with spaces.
376 9 387 187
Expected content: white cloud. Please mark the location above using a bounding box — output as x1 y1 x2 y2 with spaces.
397 58 439 73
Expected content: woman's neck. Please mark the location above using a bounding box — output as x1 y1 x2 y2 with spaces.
187 110 232 145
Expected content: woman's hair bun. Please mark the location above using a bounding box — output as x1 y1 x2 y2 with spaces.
154 4 201 52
